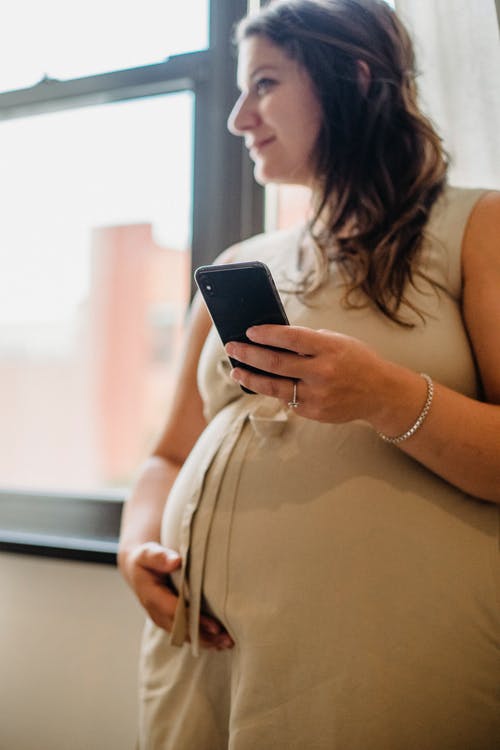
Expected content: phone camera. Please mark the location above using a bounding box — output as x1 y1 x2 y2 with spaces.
204 281 215 296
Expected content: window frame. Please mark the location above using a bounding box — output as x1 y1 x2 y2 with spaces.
0 0 264 565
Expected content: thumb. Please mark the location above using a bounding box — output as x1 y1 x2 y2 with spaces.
139 542 182 573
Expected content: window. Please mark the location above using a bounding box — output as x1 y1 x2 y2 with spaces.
0 0 263 556
0 93 193 492
0 0 210 92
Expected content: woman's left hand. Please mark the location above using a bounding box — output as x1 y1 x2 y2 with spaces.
225 324 388 425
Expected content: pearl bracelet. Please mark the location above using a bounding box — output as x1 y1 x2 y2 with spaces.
377 373 434 444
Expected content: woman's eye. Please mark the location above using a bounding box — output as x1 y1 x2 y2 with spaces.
255 78 276 96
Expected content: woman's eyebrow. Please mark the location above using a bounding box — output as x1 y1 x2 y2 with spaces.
238 64 280 91
249 64 280 80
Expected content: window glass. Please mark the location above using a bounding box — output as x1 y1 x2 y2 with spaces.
0 93 193 492
0 0 209 92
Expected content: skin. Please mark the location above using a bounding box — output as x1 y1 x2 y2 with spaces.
227 36 323 186
119 36 500 651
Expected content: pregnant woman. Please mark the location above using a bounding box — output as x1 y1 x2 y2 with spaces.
119 1 500 748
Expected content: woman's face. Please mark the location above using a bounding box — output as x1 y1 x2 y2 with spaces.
228 35 323 187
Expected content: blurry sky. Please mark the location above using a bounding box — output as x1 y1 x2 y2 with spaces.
0 1 207 326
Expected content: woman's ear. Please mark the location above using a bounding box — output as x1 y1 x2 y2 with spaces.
356 60 371 95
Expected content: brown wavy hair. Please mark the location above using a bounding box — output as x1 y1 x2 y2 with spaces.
236 0 449 325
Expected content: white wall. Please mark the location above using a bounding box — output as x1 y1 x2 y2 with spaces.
0 552 145 750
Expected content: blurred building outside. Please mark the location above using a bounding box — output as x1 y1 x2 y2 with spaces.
0 223 190 493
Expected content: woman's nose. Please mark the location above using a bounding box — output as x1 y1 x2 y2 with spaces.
227 92 258 135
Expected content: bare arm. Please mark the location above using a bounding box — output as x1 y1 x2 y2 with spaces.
370 191 500 501
118 291 233 648
118 291 210 563
225 192 500 503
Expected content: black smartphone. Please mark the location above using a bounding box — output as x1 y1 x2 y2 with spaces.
194 261 290 393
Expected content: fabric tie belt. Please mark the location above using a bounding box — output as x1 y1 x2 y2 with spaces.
169 400 290 656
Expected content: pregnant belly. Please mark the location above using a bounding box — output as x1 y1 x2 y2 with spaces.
160 404 246 593
162 405 500 646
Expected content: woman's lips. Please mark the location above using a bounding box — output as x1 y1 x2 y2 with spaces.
249 136 275 158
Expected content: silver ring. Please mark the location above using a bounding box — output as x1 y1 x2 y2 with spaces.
287 381 300 409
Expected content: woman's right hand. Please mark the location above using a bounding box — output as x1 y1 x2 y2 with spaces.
119 541 234 650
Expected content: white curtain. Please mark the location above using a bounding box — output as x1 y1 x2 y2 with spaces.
395 0 500 189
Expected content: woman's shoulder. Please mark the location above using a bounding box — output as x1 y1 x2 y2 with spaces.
422 183 495 297
462 189 500 267
429 183 490 226
428 183 499 255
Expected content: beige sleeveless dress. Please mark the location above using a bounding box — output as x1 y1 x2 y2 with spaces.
138 186 500 750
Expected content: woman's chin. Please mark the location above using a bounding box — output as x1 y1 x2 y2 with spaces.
253 163 275 186
253 162 312 188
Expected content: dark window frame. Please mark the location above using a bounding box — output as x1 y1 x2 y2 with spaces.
0 0 264 565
